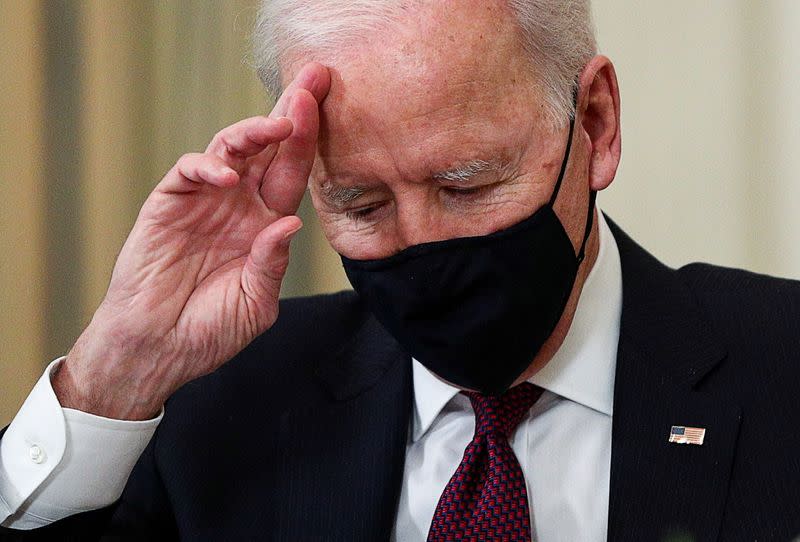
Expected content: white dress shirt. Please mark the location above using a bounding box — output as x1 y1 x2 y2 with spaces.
1 211 622 539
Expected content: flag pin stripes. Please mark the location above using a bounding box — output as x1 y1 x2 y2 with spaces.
668 425 706 445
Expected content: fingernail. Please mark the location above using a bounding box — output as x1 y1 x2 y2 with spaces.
281 225 302 246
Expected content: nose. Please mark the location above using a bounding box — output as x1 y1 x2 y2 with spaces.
393 198 445 251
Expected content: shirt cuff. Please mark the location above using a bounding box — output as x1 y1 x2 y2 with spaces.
0 357 163 529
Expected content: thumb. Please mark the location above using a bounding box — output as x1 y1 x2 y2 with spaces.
241 215 303 327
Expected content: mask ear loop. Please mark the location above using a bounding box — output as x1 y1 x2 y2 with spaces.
576 189 597 265
547 116 575 209
546 83 597 265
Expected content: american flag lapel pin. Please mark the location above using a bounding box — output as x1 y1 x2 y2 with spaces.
668 425 706 445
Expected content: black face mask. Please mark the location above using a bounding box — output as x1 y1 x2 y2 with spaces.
340 116 596 395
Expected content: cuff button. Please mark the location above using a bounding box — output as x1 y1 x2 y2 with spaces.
29 444 46 464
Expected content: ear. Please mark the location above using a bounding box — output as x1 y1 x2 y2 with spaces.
576 55 621 191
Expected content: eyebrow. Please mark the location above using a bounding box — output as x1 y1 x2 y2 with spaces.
431 159 502 183
319 181 373 208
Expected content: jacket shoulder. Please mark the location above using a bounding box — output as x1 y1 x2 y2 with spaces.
677 262 800 362
263 289 362 342
238 289 365 366
678 262 800 314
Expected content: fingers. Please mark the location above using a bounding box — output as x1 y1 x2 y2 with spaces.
205 116 293 166
260 89 320 215
158 153 240 193
158 62 330 201
269 62 331 119
178 153 238 184
240 215 303 328
201 61 330 177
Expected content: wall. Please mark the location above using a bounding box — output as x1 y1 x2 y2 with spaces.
595 0 800 277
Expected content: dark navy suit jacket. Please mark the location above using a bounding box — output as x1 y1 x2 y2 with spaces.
2 222 800 541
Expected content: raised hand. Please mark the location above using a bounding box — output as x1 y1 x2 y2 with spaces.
53 63 332 420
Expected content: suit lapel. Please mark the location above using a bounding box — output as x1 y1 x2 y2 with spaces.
607 222 741 542
277 313 413 541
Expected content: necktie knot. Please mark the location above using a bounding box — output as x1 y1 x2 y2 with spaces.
464 382 543 438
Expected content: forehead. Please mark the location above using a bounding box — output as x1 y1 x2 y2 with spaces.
285 1 543 179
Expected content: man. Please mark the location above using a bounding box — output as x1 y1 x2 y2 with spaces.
1 0 799 540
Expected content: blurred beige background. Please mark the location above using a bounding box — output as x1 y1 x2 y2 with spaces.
1 1 798 426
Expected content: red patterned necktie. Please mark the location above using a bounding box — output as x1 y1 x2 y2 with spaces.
427 382 543 542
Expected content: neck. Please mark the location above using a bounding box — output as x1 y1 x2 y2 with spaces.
512 208 601 386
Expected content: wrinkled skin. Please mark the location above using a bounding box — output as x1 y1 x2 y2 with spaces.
55 0 620 419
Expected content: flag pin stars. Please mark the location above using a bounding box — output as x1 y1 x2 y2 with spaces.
668 425 706 445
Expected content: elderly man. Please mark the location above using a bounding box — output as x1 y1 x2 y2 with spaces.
1 1 799 540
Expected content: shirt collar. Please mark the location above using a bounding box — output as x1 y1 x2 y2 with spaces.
411 210 623 442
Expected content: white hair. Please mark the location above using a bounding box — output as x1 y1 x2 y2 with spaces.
251 0 597 128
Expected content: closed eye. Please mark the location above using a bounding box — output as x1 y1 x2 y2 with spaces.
345 203 385 222
442 184 495 198
444 186 484 195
